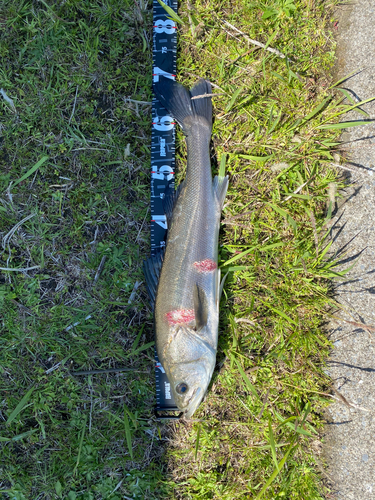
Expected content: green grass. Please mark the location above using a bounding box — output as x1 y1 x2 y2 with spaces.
0 1 163 498
0 0 366 498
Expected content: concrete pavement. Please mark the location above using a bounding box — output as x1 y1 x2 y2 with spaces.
322 1 375 498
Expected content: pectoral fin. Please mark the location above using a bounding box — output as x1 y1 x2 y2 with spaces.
213 175 229 210
193 284 208 331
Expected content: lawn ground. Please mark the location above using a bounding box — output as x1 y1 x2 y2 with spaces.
0 0 359 498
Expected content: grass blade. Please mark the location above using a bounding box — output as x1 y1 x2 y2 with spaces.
261 303 297 326
231 354 259 399
221 242 283 267
268 110 282 134
128 341 154 357
303 97 331 122
329 95 375 118
219 153 226 177
251 443 289 450
275 413 296 427
336 88 369 117
294 427 313 436
130 324 146 354
283 193 311 200
220 265 251 273
254 440 296 499
6 386 35 425
267 203 297 232
0 430 38 442
12 156 49 188
221 245 258 266
329 68 363 88
268 419 279 472
271 71 287 84
317 120 374 130
156 0 184 24
73 414 87 476
124 411 133 459
275 409 314 437
278 418 312 436
194 425 201 461
238 154 273 162
316 240 333 261
226 86 243 112
300 402 311 426
289 97 331 132
12 429 38 441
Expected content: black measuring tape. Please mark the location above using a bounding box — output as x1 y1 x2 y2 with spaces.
151 0 182 419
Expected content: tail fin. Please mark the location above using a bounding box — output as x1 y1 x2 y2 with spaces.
154 76 212 133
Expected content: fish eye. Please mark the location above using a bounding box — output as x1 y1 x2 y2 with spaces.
176 382 188 394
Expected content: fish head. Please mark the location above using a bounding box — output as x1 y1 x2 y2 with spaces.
164 324 217 418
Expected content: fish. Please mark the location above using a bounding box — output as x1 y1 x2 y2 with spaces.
144 76 228 418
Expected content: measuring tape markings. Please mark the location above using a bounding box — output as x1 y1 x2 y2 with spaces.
151 0 178 253
151 0 180 414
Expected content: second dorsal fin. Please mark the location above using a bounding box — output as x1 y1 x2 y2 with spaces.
163 181 185 228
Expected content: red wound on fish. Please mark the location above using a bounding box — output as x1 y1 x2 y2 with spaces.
166 309 195 325
194 259 217 273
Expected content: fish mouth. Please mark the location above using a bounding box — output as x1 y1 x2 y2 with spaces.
183 387 203 418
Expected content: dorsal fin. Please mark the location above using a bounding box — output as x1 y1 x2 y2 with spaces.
143 248 165 310
163 181 185 228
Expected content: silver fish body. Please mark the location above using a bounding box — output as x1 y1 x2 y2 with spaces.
145 77 228 417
